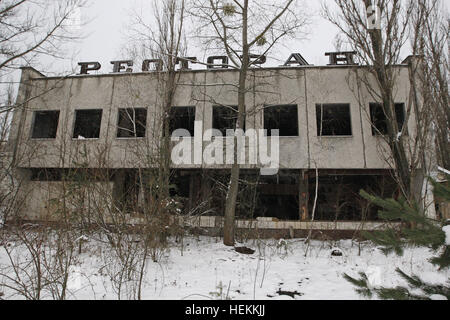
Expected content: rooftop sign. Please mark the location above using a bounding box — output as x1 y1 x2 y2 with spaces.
77 53 311 75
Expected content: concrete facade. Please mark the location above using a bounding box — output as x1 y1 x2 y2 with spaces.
6 60 428 229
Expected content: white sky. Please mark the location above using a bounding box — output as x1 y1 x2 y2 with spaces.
73 0 341 73
11 0 449 77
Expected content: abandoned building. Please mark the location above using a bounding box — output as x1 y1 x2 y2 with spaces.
6 52 436 236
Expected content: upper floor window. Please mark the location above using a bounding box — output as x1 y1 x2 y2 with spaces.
31 110 60 139
117 108 147 138
73 109 102 139
369 103 405 135
213 105 244 136
316 103 352 136
169 106 196 136
264 104 298 136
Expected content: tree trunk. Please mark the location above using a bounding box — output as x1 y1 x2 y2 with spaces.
364 0 412 199
223 1 249 247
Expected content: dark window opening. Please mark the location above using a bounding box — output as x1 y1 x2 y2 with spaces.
169 174 191 198
169 106 195 136
122 170 140 211
113 170 142 213
252 172 299 220
264 104 299 136
213 105 245 135
316 104 352 136
255 195 299 220
31 111 60 139
73 109 103 139
30 168 114 182
312 175 398 221
370 103 405 135
200 171 398 222
117 108 147 138
205 171 301 220
31 168 63 181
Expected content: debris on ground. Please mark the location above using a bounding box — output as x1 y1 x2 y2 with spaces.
235 246 255 255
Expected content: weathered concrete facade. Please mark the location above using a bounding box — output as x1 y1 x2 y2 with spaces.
6 59 430 231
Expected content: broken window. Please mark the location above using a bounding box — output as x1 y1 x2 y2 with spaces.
73 109 103 139
117 108 147 138
316 104 352 136
369 103 405 135
213 105 244 135
169 106 196 136
31 111 60 139
264 105 299 136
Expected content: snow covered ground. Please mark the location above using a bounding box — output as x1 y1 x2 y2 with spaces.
0 235 448 300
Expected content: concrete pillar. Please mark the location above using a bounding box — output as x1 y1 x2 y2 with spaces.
299 170 309 221
188 173 195 211
112 169 126 209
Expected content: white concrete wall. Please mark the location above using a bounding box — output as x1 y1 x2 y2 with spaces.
181 215 395 231
9 65 414 171
21 180 114 221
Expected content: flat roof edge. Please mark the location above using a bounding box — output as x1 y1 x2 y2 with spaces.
28 64 410 81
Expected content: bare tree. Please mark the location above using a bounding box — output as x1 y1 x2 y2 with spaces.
0 0 87 104
409 0 449 171
0 1 81 68
86 0 192 299
0 0 89 227
322 0 440 206
126 0 188 199
190 0 309 246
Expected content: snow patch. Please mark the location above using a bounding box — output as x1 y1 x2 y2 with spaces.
366 266 383 287
0 236 448 300
443 225 450 246
430 294 447 300
67 266 83 291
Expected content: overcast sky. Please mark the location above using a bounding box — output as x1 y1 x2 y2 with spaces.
72 0 340 73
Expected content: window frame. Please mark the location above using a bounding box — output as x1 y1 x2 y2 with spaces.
316 103 353 137
30 110 60 140
212 105 244 136
72 109 103 140
369 102 406 136
263 104 299 137
168 106 196 137
116 107 148 139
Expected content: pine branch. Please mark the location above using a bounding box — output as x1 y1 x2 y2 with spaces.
430 246 450 270
343 272 374 298
375 286 419 300
396 268 450 299
346 181 450 300
360 188 447 256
